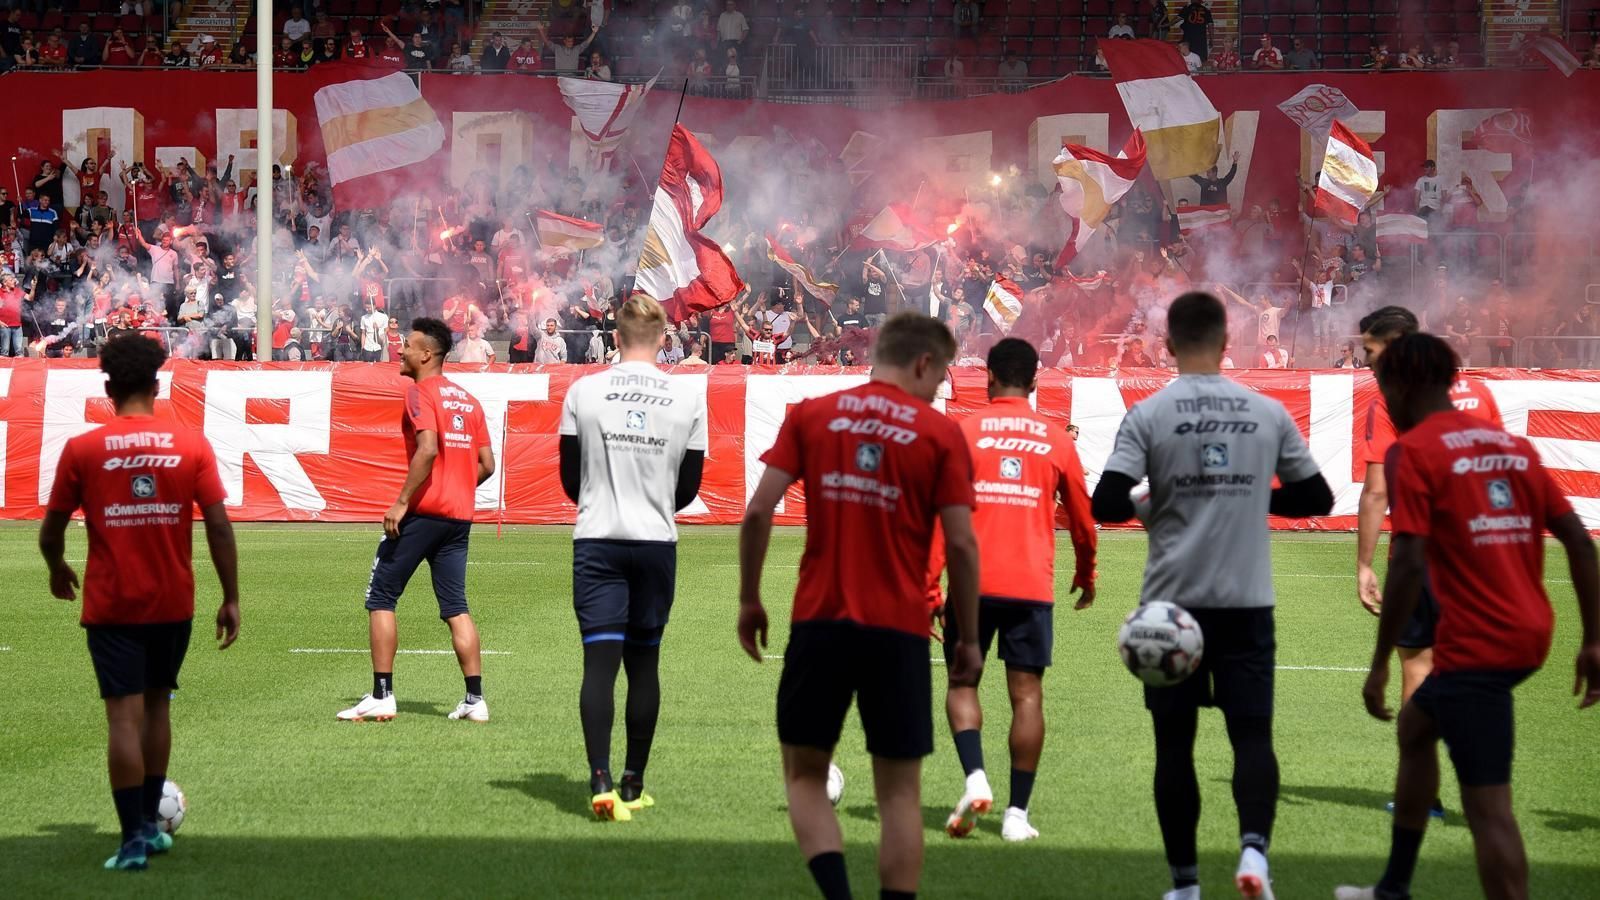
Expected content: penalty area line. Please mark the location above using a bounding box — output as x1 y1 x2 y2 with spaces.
289 648 515 656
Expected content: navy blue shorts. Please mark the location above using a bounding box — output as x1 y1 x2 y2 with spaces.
1396 582 1440 650
942 596 1054 677
1410 668 1533 787
85 620 192 699
1145 607 1275 719
572 540 677 645
364 514 473 619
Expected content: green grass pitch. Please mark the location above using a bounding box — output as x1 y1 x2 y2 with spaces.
1 524 1596 898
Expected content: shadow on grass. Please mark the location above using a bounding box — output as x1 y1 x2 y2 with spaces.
487 772 605 822
1279 783 1464 829
1535 809 1600 833
5 831 1599 899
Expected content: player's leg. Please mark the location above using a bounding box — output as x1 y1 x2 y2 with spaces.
1150 703 1202 899
136 620 189 855
1442 671 1531 900
1212 608 1279 900
573 541 632 818
617 543 676 808
341 523 428 720
858 627 934 893
1460 785 1528 900
777 623 856 900
943 600 997 838
996 602 1052 842
87 625 152 870
429 520 486 721
1393 583 1445 817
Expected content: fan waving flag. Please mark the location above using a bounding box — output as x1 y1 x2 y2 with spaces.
1377 213 1429 253
1055 130 1146 267
1523 34 1580 77
633 125 746 324
1314 120 1379 225
1098 40 1221 180
766 234 839 307
852 203 940 252
534 210 605 252
982 277 1025 333
314 69 445 204
1176 203 1233 234
559 75 658 168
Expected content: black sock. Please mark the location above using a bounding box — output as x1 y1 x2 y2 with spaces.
1225 714 1278 854
373 672 392 700
1009 768 1036 812
112 786 144 843
590 768 613 795
952 729 984 777
580 641 624 776
622 642 662 776
1376 824 1425 899
1170 865 1199 890
880 891 914 900
141 774 165 825
1153 710 1201 884
464 675 482 701
806 850 851 900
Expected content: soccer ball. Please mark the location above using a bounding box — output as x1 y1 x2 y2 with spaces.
1117 602 1204 687
155 780 186 835
826 763 845 807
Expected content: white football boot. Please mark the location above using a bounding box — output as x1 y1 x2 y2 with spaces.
945 770 994 838
447 697 490 722
1162 887 1201 900
1000 806 1039 842
1332 888 1380 900
1235 847 1276 899
336 693 397 722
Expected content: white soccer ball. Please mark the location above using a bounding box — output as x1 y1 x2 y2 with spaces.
826 763 845 807
1118 602 1204 687
156 780 186 835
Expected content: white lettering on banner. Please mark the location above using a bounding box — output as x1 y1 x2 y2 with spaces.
918 131 995 190
452 111 537 188
61 106 145 211
1480 378 1600 528
1026 114 1110 187
38 369 173 505
154 148 205 179
0 368 9 506
1429 109 1513 221
202 371 332 511
745 375 869 513
215 109 298 188
1068 376 1130 492
431 373 550 511
1310 374 1358 517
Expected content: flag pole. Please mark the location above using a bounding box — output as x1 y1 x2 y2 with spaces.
875 248 910 316
255 0 274 363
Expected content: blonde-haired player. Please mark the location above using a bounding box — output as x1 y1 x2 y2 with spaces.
558 294 709 820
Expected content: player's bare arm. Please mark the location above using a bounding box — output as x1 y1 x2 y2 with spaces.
201 501 241 649
737 465 793 661
386 429 439 539
475 445 495 487
939 504 983 688
1365 532 1427 721
37 509 80 601
1356 461 1388 616
1549 511 1600 709
1058 471 1098 610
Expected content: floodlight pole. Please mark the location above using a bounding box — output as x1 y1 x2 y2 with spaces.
256 0 275 362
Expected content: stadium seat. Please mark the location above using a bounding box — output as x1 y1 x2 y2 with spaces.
92 14 115 31
1374 14 1398 33
1290 15 1315 33
1347 14 1371 31
1057 17 1083 35
978 34 1003 55
348 17 372 34
1348 34 1372 53
1453 13 1478 33
354 0 378 16
1322 35 1346 53
1347 0 1372 11
932 0 954 18
67 14 90 31
41 11 65 29
1034 0 1061 16
1266 15 1289 32
118 14 141 31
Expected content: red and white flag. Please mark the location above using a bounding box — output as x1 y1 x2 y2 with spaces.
1176 203 1233 234
313 68 445 205
534 210 605 252
765 234 838 307
1055 131 1146 267
1314 120 1379 225
633 125 745 324
851 203 940 252
982 277 1025 333
559 75 658 167
1376 213 1429 252
1524 34 1580 77
1097 40 1221 180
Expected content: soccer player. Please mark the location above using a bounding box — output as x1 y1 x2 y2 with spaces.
1090 292 1333 900
1336 333 1600 900
38 334 241 871
739 312 983 900
559 294 706 821
927 337 1098 843
337 317 495 723
1354 305 1502 818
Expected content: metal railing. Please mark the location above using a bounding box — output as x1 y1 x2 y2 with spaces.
760 42 919 99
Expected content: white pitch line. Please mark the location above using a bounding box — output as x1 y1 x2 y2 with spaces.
466 561 546 566
289 648 514 656
0 646 11 652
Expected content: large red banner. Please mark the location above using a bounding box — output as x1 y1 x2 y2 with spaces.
5 360 1600 529
6 69 1595 221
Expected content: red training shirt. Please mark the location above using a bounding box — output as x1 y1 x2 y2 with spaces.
762 381 975 637
1385 410 1571 672
928 397 1096 605
403 375 490 522
1363 377 1502 467
47 415 227 626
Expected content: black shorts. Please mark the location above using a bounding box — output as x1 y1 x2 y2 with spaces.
85 620 193 699
1410 668 1533 788
1395 581 1440 650
777 621 933 759
572 540 677 645
364 514 473 619
942 596 1053 676
1145 607 1275 719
